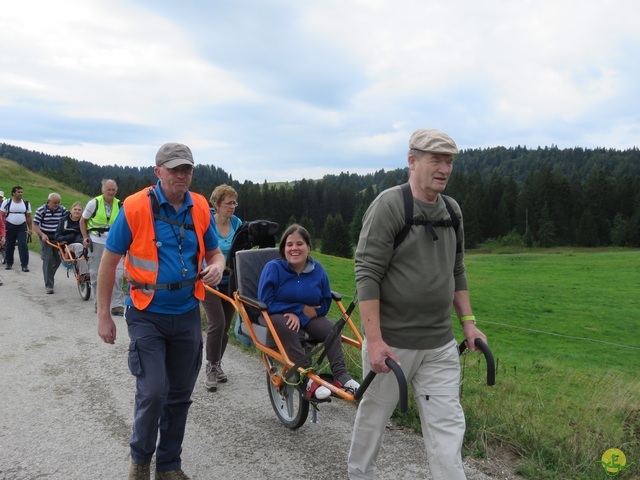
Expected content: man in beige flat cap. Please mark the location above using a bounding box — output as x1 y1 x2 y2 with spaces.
348 129 487 480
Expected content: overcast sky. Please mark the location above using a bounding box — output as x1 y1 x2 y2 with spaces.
2 0 639 183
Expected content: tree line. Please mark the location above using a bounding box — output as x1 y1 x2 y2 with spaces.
2 143 639 255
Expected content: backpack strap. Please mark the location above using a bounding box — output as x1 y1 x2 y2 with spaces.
90 197 123 221
392 183 414 249
4 199 29 216
126 188 202 292
147 187 195 235
393 183 461 253
90 197 99 218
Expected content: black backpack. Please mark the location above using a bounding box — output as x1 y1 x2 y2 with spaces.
393 183 461 253
226 220 279 290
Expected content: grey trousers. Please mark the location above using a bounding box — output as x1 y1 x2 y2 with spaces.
39 238 61 289
67 243 89 276
347 339 466 480
88 241 125 309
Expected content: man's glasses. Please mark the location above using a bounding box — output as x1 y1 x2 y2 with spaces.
167 165 194 174
220 201 238 207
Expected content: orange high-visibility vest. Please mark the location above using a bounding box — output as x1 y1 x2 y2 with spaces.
123 187 211 310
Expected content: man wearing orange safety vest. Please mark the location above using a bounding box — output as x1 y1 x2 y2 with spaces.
96 143 225 480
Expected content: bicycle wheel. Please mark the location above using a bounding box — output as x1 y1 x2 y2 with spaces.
78 277 91 301
266 361 309 429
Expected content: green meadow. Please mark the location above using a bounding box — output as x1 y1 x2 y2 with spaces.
1 158 91 253
316 249 640 480
1 158 91 210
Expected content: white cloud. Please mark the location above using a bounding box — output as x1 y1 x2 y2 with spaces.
1 0 639 183
0 0 257 124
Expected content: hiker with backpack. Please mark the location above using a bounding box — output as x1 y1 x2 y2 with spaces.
0 190 4 284
80 179 126 315
347 129 487 480
0 186 33 272
0 190 5 249
32 193 67 294
96 142 226 480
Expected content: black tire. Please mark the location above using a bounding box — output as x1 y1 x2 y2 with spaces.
266 367 309 430
78 278 91 301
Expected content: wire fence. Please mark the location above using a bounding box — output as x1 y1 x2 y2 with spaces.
482 319 640 351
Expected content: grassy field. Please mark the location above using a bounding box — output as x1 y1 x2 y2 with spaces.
312 248 640 480
1 158 91 210
2 158 94 255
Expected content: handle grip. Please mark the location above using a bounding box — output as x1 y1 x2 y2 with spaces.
354 358 408 413
458 338 495 386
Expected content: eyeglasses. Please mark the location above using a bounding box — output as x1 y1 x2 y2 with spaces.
167 165 194 174
220 201 238 207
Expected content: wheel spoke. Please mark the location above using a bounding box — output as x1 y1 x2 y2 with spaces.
266 361 309 429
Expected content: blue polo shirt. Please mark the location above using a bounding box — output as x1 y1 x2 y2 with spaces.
106 181 218 314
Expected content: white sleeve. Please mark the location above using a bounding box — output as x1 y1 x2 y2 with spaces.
82 198 97 220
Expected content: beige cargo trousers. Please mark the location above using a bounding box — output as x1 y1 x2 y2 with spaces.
348 338 467 479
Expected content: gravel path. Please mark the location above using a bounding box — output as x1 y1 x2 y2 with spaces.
0 254 496 479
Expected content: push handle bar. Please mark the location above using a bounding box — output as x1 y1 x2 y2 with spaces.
354 358 408 413
458 338 495 386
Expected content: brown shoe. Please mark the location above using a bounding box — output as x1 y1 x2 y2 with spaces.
129 459 151 480
155 469 191 480
205 362 218 392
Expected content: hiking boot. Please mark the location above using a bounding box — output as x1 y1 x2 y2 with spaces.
46 287 54 294
111 306 125 316
306 379 331 400
216 362 227 383
205 362 217 392
129 459 151 480
155 468 191 479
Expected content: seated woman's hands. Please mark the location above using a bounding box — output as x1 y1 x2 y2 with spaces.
284 305 320 331
283 313 301 331
302 304 319 320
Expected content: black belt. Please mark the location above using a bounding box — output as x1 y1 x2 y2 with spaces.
130 276 199 291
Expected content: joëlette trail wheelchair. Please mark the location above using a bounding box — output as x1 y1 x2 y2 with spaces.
204 220 405 429
205 220 494 430
46 239 91 300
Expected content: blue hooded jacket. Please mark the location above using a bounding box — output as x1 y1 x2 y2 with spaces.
258 257 332 327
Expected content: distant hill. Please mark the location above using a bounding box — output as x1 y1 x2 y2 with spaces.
0 157 90 209
0 143 233 199
2 142 639 199
3 142 640 249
